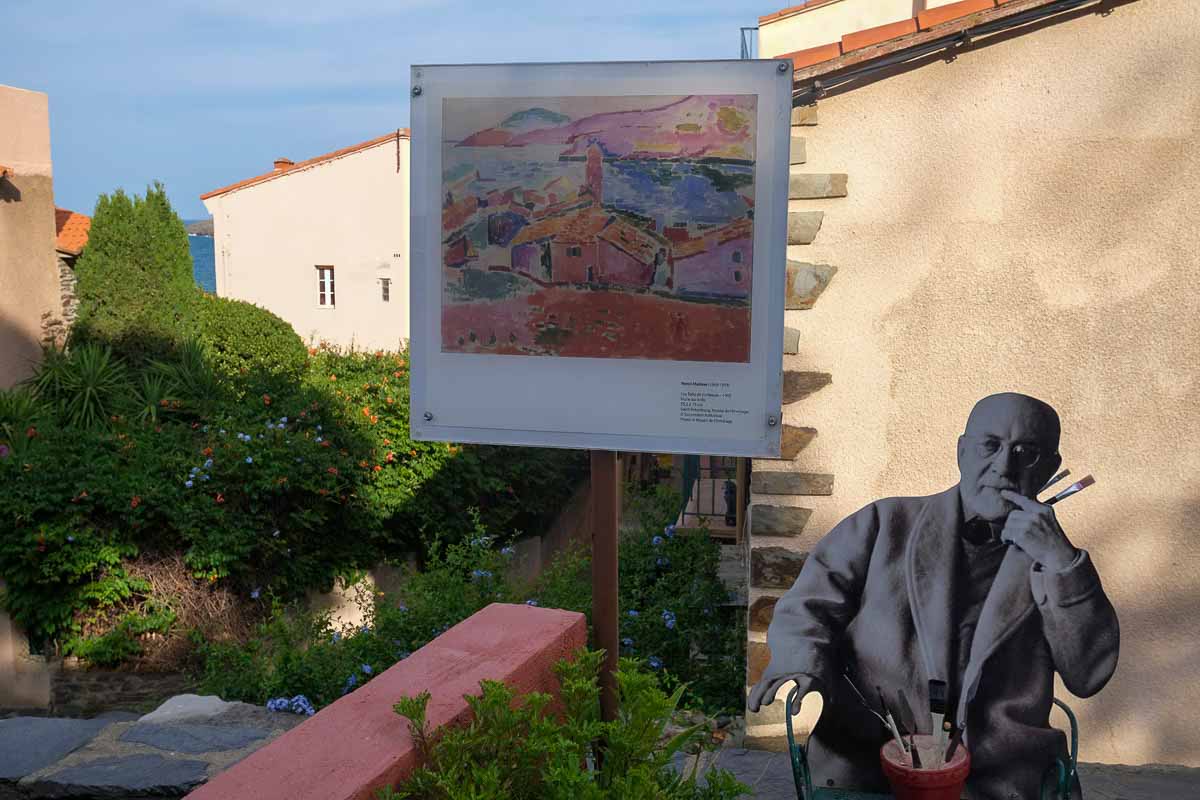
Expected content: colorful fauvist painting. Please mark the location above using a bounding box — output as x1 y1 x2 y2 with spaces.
441 95 756 362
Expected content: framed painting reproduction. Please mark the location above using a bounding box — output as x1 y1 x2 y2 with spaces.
409 59 791 456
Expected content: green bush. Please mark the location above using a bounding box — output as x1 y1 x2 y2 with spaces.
195 294 309 397
380 649 748 800
72 183 200 363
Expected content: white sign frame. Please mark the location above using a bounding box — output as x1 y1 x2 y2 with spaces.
410 60 791 457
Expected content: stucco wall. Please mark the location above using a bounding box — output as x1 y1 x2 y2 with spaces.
203 137 410 351
754 0 1200 766
0 85 60 388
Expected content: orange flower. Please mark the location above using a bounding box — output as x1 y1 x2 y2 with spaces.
363 383 371 390
329 374 337 382
386 397 394 405
362 406 371 417
370 416 378 424
373 465 382 472
25 426 37 439
318 488 329 496
277 476 288 485
383 439 391 446
130 496 141 509
262 394 272 406
80 490 88 497
209 574 218 583
359 460 369 468
321 441 332 448
327 467 339 475
154 425 163 433
308 347 318 355
215 493 225 504
385 452 395 463
159 399 169 408
202 447 214 457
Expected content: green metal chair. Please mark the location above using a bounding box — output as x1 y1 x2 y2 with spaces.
784 687 1080 800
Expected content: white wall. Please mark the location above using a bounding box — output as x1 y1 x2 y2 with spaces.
759 0 915 55
204 137 410 352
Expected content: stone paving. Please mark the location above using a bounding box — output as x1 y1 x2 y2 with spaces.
0 695 305 799
678 747 1200 800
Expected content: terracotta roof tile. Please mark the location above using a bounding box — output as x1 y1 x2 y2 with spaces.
597 218 667 265
200 129 410 201
54 207 92 255
842 18 919 52
673 218 753 261
780 41 843 71
917 0 997 30
511 207 612 247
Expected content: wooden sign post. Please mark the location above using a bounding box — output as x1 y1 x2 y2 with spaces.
590 450 620 722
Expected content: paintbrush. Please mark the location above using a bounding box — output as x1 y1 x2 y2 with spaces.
842 672 889 727
878 685 908 754
944 723 965 763
909 733 922 768
929 680 948 767
1045 474 1095 506
1040 468 1070 494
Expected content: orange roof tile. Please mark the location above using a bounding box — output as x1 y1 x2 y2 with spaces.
54 207 92 255
200 130 410 201
842 18 919 52
780 41 843 71
673 218 753 261
512 207 612 247
917 0 996 30
597 218 667 265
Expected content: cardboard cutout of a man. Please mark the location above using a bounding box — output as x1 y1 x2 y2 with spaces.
748 393 1119 800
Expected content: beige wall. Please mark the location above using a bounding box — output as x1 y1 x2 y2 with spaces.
0 85 60 388
754 0 1200 766
760 0 915 55
203 137 410 352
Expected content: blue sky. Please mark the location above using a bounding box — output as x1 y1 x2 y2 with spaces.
3 1 764 220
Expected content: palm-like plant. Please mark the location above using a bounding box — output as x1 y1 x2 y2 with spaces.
29 343 131 429
0 386 46 457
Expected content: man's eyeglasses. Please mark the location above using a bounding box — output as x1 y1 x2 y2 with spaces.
964 436 1048 470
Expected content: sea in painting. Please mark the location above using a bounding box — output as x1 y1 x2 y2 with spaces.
440 94 756 363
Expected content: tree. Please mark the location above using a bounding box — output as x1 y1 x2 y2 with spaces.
72 182 200 363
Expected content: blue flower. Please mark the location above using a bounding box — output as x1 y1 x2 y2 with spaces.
280 417 288 424
664 524 676 538
289 695 315 716
204 459 213 468
67 535 75 543
360 625 371 634
396 649 411 660
501 546 515 556
250 588 261 599
342 673 358 694
621 637 634 647
201 474 210 481
331 631 342 643
219 429 226 435
273 529 280 538
316 425 322 431
656 557 670 567
398 603 408 612
202 426 209 433
315 436 323 443
295 457 303 463
267 697 289 712
652 535 664 546
184 480 193 488
245 456 253 464
665 618 676 629
471 569 492 580
361 663 373 675
190 467 200 475
627 609 639 618
648 656 663 670
525 599 539 607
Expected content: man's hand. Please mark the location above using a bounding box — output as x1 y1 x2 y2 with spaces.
998 490 1079 570
747 673 818 716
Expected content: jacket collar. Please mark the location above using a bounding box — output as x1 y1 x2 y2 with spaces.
905 485 1037 723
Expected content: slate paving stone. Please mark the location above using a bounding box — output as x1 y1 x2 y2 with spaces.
22 753 209 798
0 717 112 780
120 722 269 754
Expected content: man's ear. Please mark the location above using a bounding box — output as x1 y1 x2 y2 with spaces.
956 435 967 472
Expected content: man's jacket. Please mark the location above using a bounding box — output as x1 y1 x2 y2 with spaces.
762 485 1119 800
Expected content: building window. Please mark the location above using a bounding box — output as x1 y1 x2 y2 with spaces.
731 250 743 264
733 269 743 283
380 278 391 302
567 246 582 257
317 266 335 306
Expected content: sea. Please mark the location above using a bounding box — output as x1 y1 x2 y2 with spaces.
187 232 217 293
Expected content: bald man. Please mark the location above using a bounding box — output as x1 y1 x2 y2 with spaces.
748 393 1119 800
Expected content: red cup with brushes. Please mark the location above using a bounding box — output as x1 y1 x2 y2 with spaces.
880 734 970 800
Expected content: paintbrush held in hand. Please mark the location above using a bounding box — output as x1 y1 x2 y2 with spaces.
1044 474 1095 506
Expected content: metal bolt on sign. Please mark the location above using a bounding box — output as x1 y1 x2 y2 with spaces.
768 415 778 427
412 86 422 97
423 411 433 421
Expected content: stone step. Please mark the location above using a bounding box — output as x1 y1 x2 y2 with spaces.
789 172 848 200
751 471 834 496
748 595 780 633
789 136 807 165
751 546 806 590
787 211 823 245
751 505 812 537
791 105 818 126
747 640 771 687
773 425 817 461
782 371 831 405
783 327 800 355
786 262 837 309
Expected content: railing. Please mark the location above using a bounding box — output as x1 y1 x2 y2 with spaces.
678 454 747 542
740 27 759 60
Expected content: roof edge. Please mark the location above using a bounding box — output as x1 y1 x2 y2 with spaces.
200 129 410 202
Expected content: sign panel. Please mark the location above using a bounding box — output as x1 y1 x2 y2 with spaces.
410 60 790 456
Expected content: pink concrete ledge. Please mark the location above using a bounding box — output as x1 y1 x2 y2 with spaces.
185 603 587 800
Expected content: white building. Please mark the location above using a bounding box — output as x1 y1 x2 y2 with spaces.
201 130 410 351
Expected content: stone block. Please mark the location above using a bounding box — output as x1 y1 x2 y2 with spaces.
747 641 772 686
785 262 837 309
781 371 831 404
787 211 823 245
751 472 834 496
25 754 210 798
788 172 848 200
789 136 806 164
121 723 270 754
778 425 817 460
782 327 800 355
742 731 790 752
139 694 238 724
751 505 812 537
748 596 779 633
751 547 806 590
791 105 818 126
